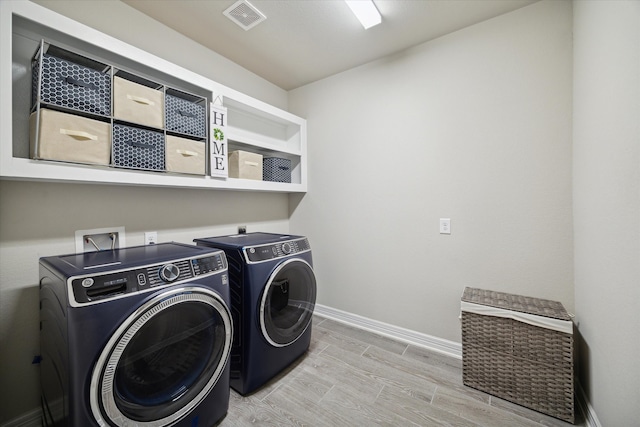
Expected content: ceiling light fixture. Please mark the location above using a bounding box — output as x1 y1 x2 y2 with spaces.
345 0 381 29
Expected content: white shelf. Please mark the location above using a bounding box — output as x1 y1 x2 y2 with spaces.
226 127 301 156
0 157 307 192
0 1 307 193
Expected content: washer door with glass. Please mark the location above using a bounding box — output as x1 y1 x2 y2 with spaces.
90 286 232 427
260 258 317 347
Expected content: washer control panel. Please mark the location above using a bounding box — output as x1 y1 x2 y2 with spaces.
244 237 310 263
70 252 227 305
160 263 180 282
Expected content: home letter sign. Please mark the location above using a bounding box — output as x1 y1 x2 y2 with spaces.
210 100 228 178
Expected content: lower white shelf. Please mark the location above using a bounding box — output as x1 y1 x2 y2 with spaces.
0 157 307 193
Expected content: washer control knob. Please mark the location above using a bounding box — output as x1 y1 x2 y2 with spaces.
281 242 292 254
82 278 94 288
160 264 180 282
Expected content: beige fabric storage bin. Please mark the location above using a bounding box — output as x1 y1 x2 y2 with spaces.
30 109 110 165
228 150 262 180
113 76 164 128
166 135 205 175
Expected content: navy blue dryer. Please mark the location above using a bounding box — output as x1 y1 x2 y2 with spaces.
194 233 317 395
39 242 233 427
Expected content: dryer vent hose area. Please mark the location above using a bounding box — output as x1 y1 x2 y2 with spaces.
84 232 118 251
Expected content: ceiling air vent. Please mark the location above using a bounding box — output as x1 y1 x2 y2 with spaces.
223 0 267 31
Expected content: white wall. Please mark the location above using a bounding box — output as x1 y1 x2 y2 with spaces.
573 1 640 425
289 0 573 343
0 1 291 423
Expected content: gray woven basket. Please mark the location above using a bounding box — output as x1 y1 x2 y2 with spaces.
461 287 575 424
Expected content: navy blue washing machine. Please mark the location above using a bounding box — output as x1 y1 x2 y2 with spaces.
39 242 233 427
193 233 317 395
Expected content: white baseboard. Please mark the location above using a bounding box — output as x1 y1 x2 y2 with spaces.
314 303 602 426
314 303 462 359
3 407 41 427
577 382 602 427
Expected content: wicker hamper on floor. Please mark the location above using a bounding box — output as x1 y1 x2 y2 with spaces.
461 287 575 423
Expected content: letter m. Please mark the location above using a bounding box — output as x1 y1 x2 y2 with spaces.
211 141 226 156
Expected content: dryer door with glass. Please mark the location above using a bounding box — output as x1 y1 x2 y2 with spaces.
90 286 232 427
259 258 317 347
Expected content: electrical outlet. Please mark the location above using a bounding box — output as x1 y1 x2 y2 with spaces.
145 231 158 245
238 225 247 234
439 218 451 234
75 226 126 252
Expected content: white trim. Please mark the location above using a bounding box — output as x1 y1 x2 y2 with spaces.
577 381 602 427
314 304 462 359
3 407 41 427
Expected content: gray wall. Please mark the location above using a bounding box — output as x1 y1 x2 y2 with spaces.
0 1 290 422
288 0 574 343
3 0 639 425
573 1 640 425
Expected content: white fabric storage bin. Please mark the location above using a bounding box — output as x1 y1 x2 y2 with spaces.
113 76 164 129
228 150 262 180
30 109 111 165
166 135 205 175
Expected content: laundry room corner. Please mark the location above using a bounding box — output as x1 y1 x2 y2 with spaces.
287 0 574 344
3 0 637 425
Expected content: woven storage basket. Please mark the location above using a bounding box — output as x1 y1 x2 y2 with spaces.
461 287 575 423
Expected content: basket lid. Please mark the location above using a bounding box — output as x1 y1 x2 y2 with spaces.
461 287 571 321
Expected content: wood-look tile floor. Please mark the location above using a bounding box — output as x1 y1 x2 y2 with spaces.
218 316 583 426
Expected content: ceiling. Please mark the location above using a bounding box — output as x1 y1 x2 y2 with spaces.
121 0 538 91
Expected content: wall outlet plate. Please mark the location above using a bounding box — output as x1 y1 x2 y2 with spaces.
75 226 126 253
439 218 451 234
144 231 158 245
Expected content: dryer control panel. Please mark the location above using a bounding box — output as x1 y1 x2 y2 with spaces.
69 253 227 305
243 237 310 263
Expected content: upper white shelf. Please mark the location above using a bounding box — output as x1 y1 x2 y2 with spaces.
226 128 301 157
0 1 307 193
